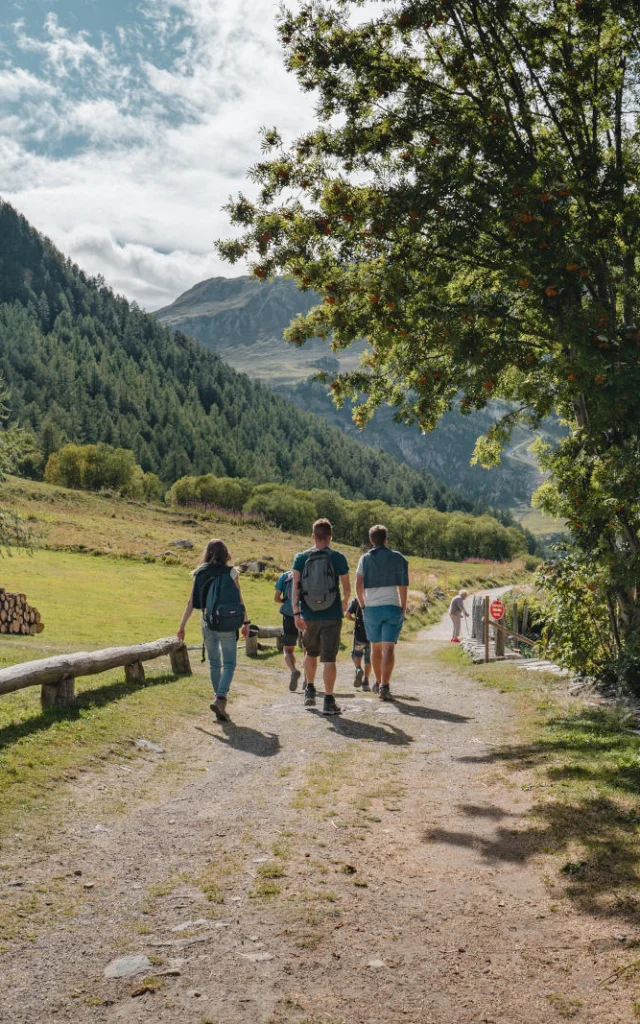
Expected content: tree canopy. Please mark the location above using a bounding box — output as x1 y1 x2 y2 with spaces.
220 0 640 686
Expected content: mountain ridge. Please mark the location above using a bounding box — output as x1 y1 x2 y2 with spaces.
0 200 483 515
156 274 558 509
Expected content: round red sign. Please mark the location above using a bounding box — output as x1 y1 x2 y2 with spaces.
490 599 506 620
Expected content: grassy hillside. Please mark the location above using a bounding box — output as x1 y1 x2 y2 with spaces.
0 201 477 514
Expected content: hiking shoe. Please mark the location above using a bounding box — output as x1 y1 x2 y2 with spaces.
322 694 342 716
372 681 380 694
451 637 461 643
379 684 391 702
304 685 317 707
354 667 364 689
211 697 230 722
289 668 301 692
362 679 371 692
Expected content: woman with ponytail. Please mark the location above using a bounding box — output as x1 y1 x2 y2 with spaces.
177 539 250 721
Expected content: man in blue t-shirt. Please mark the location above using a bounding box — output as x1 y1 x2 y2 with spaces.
356 524 409 701
274 569 303 692
292 518 351 716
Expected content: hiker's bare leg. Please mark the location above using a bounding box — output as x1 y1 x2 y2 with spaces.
304 653 318 687
322 661 337 695
284 647 297 671
371 643 383 685
380 642 396 686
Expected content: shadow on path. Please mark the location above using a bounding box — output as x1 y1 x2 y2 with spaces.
308 711 413 747
425 707 640 924
195 723 281 758
0 672 179 751
392 698 471 723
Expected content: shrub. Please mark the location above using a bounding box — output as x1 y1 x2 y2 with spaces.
44 443 145 498
535 550 635 688
165 474 251 511
166 472 530 562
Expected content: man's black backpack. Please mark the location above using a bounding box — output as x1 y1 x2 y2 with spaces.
300 548 338 612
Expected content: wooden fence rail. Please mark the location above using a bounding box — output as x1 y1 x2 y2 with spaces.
0 637 191 708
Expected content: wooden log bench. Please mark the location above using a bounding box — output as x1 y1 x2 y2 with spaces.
0 637 191 709
245 626 285 658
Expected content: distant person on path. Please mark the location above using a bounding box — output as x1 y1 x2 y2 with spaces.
274 568 302 692
356 525 409 701
177 538 250 722
292 518 351 716
449 590 469 643
346 596 371 691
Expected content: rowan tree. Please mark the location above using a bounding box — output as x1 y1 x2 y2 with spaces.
218 0 640 687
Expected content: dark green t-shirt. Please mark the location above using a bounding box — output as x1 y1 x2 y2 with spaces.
292 547 349 621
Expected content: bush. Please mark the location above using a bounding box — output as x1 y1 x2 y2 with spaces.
45 443 145 498
165 474 251 511
166 472 530 562
245 484 317 534
536 551 620 683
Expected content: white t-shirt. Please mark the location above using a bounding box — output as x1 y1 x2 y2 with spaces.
356 555 401 607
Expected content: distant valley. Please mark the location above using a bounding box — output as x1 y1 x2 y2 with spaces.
156 276 561 516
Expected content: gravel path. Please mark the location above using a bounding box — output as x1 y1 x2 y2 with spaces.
0 598 635 1023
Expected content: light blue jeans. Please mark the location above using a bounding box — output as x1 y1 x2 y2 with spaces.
202 622 238 698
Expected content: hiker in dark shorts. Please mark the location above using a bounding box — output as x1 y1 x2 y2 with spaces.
274 568 303 691
291 518 351 716
356 524 409 701
346 596 371 691
177 538 250 722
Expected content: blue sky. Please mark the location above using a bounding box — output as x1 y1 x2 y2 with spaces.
0 1 314 307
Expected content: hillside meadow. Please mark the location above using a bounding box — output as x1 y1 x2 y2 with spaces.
0 476 530 839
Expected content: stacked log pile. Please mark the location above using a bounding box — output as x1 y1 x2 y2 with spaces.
0 589 44 635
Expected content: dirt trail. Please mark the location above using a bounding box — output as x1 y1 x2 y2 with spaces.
1 597 635 1024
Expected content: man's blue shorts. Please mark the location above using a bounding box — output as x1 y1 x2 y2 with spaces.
362 605 404 644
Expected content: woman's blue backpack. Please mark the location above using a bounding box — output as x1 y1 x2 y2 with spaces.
204 566 245 632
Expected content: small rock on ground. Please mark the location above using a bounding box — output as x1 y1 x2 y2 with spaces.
104 954 152 980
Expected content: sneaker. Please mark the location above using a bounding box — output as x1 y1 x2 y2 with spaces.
372 681 380 694
362 679 371 692
354 667 364 689
322 694 342 716
211 697 230 721
289 668 301 692
379 684 391 702
304 684 316 707
451 637 461 644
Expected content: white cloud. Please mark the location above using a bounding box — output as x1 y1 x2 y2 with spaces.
0 1 316 308
0 66 55 100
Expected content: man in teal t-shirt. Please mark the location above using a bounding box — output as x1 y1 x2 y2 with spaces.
292 518 350 716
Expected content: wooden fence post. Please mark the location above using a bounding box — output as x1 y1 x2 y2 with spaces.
125 661 145 684
245 635 259 657
41 675 75 709
512 601 519 637
521 601 529 635
169 644 192 676
484 595 490 663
